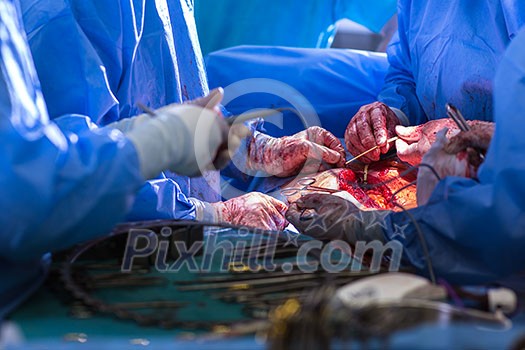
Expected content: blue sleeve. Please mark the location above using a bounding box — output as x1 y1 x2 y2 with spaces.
384 28 525 284
377 1 428 125
21 0 212 221
54 117 197 224
125 174 197 221
0 3 143 262
206 45 389 138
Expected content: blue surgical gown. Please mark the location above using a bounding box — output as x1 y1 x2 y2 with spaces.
378 0 525 125
385 26 525 285
206 46 390 138
20 0 221 221
0 0 143 317
205 0 524 136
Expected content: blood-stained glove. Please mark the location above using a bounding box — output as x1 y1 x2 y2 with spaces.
345 102 401 163
417 123 494 205
395 119 460 166
246 126 345 177
443 122 494 159
395 119 494 166
416 129 468 205
191 193 288 231
286 193 388 243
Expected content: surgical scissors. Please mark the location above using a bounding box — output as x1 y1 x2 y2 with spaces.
281 178 340 197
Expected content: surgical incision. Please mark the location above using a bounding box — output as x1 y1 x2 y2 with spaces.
283 158 418 211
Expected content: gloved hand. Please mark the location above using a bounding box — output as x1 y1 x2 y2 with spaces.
417 123 494 205
395 119 494 166
192 193 288 231
416 129 470 205
345 102 401 163
105 89 226 133
442 121 494 160
105 113 151 133
286 193 388 243
395 119 460 165
124 89 249 179
247 126 345 177
159 87 224 114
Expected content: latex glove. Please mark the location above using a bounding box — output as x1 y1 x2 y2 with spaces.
158 87 224 114
416 129 471 205
396 119 495 166
105 113 151 133
161 88 250 171
443 121 494 164
395 119 460 166
201 193 288 231
344 102 400 163
125 89 249 179
286 193 388 243
247 126 345 177
417 123 494 205
105 88 225 133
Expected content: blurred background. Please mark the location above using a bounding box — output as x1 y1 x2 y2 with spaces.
194 0 398 55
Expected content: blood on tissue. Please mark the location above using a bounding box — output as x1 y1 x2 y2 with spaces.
338 169 396 210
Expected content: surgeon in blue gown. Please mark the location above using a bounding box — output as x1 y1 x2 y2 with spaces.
20 0 220 221
0 0 240 318
20 0 346 225
344 0 525 163
287 28 525 284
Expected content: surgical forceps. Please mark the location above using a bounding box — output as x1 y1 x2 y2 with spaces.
446 103 470 131
280 178 340 197
446 103 485 161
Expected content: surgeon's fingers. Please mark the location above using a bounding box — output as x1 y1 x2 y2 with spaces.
265 198 289 231
444 130 493 155
258 210 288 231
346 116 374 163
290 194 357 238
285 203 315 234
233 194 288 231
356 110 381 162
190 88 224 112
396 139 422 166
370 105 388 148
316 143 344 166
395 125 421 142
266 195 289 216
295 193 349 211
382 106 400 154
285 203 302 224
308 127 346 167
396 134 434 166
296 141 342 173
